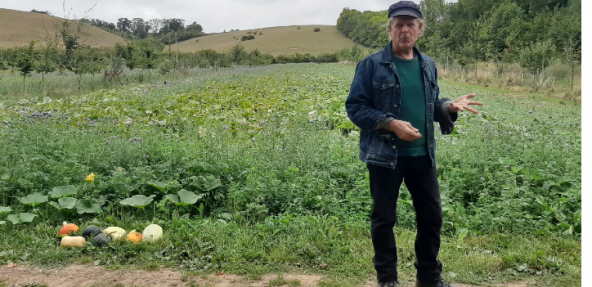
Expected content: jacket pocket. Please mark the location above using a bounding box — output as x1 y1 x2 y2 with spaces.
372 80 395 109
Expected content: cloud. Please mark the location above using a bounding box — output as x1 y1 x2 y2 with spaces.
3 0 420 33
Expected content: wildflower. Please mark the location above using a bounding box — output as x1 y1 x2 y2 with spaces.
117 167 124 172
85 173 96 182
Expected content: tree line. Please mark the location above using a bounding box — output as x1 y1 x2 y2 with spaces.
80 17 206 45
337 0 581 74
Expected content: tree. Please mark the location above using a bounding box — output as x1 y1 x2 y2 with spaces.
16 41 36 96
562 39 580 92
117 18 132 33
34 42 58 93
519 40 556 74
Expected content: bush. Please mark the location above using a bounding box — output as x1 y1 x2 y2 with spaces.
241 35 255 41
314 28 321 32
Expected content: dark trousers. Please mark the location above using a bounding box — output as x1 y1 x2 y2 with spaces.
367 156 443 284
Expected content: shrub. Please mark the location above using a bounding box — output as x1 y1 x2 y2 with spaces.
314 28 321 32
241 35 255 41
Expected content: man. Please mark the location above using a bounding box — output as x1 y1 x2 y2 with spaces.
345 1 483 287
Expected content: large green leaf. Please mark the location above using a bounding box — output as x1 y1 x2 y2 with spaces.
0 206 11 214
49 185 78 198
120 195 155 208
19 193 48 206
6 213 37 224
178 189 204 206
58 197 77 209
50 197 78 210
147 181 168 191
195 175 221 191
76 199 103 214
163 194 180 204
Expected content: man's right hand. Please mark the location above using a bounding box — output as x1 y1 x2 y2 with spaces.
387 120 422 142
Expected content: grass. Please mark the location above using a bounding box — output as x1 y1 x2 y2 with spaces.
268 275 301 286
0 218 581 286
0 8 125 49
171 25 358 56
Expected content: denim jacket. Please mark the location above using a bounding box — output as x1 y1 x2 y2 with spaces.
345 43 457 169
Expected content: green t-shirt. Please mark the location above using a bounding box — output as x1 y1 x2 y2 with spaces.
392 52 428 157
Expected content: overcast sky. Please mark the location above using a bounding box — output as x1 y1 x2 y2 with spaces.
0 0 425 33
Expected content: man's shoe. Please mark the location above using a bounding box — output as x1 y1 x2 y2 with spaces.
377 280 399 287
414 279 453 287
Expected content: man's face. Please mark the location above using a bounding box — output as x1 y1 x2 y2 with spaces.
389 16 423 52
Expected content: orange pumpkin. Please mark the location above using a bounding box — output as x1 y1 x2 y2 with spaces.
59 222 79 237
126 231 142 244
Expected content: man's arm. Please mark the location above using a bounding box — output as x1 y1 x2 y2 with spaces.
432 66 458 135
345 60 394 132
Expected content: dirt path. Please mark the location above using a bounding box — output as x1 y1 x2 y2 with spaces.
0 264 529 287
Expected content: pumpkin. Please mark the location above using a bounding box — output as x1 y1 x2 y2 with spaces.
82 225 102 239
126 230 142 244
61 236 85 248
103 227 126 240
142 224 163 242
93 233 112 247
59 222 79 237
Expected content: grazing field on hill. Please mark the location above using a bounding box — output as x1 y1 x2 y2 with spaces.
0 8 126 48
171 25 359 55
0 64 581 286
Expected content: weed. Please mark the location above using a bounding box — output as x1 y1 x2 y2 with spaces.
268 275 301 286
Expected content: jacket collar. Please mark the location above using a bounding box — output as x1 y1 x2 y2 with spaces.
380 42 427 68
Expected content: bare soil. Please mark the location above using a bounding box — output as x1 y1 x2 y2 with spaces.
0 263 530 287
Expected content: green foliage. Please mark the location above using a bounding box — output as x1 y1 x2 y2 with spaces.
120 195 155 208
49 186 78 198
6 213 37 224
19 192 48 207
16 41 36 77
314 28 321 32
0 64 580 237
519 40 556 73
49 197 77 210
241 35 255 41
337 0 580 66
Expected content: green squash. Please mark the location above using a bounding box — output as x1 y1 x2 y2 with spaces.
93 233 112 247
82 225 101 239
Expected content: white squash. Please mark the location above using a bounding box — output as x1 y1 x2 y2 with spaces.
103 227 126 240
142 224 163 242
61 236 86 247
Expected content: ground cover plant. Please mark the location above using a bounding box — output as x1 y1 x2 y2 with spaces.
0 64 581 286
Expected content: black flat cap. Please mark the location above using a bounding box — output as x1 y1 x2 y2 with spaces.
388 1 423 19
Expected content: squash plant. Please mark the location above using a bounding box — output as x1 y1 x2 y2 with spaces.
0 206 11 225
162 189 204 219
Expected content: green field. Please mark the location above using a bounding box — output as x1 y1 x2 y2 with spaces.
171 25 359 56
0 8 125 49
0 64 581 286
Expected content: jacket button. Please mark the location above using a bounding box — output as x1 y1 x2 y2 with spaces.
394 104 398 108
396 85 400 88
390 163 394 167
392 145 396 149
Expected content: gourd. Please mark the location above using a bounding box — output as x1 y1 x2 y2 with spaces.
59 222 79 237
93 233 112 247
103 227 126 240
126 230 143 244
61 236 85 248
82 225 102 239
142 224 163 242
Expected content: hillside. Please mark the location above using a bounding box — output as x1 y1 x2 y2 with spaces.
0 8 125 48
171 25 358 56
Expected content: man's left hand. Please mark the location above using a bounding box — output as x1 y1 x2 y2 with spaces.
449 93 483 114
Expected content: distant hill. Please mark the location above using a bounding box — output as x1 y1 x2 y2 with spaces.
0 8 125 48
171 25 358 56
